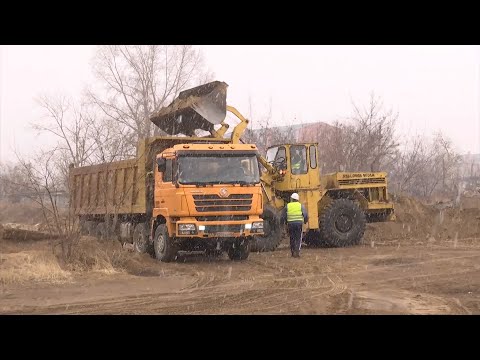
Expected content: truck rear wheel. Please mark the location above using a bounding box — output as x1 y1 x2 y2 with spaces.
319 198 366 247
227 238 250 261
79 219 89 235
153 224 178 262
133 223 151 254
95 222 107 241
251 206 283 252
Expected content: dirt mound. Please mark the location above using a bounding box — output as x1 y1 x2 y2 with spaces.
0 250 71 285
364 195 480 245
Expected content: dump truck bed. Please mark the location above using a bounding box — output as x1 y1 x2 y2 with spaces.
70 136 232 216
70 158 146 215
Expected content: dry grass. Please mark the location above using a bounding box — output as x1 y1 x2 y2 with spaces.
0 250 71 285
64 236 130 274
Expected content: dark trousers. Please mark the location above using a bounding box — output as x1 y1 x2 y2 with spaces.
287 222 303 255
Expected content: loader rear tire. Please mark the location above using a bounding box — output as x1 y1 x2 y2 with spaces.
251 206 283 252
319 198 366 247
304 230 328 247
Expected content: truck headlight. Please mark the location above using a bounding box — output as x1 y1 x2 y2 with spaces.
178 224 197 235
250 221 263 233
179 224 196 231
252 222 263 229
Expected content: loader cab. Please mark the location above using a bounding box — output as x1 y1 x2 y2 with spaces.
265 143 320 191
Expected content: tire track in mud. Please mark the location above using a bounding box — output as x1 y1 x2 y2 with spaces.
5 270 346 314
4 248 480 314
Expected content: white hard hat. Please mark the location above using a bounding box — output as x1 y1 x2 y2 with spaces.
291 193 300 200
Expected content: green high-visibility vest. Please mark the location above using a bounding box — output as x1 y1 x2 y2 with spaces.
287 202 304 222
292 162 301 170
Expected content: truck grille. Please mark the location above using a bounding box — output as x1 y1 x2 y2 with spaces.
338 178 386 186
204 224 244 233
196 215 248 221
193 194 252 213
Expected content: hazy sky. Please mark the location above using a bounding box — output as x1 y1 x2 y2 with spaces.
1 45 479 162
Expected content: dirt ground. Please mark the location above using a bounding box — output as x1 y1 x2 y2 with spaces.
1 196 479 315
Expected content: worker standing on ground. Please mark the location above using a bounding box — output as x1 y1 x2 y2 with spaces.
281 193 308 258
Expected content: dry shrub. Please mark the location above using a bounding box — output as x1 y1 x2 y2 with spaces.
62 236 125 273
0 250 71 285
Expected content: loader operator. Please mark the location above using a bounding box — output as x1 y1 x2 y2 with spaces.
281 193 308 258
291 153 306 175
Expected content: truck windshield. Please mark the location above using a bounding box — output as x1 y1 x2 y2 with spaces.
178 154 260 185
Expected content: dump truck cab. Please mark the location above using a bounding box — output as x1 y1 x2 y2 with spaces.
150 142 264 261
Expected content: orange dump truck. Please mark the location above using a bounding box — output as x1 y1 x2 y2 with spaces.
69 136 264 262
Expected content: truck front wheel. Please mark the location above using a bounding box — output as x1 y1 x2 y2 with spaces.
227 238 250 261
153 224 178 262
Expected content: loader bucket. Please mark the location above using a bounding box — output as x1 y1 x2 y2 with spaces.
150 81 228 136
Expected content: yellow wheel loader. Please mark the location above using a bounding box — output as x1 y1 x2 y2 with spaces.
150 81 395 252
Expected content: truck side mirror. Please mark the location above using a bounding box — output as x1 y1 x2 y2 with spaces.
156 158 166 173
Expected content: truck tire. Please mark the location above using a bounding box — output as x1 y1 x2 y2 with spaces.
153 224 178 262
251 206 283 252
133 223 151 254
95 222 107 241
85 221 97 236
79 219 89 235
319 198 366 247
227 238 250 261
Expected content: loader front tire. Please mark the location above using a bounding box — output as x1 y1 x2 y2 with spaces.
251 206 283 252
319 198 366 247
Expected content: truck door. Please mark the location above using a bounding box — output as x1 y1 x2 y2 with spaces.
155 158 177 215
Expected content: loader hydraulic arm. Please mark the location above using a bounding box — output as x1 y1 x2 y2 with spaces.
227 105 275 174
226 105 276 174
226 105 250 144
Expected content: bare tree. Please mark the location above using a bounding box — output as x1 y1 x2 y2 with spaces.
242 97 297 155
34 95 97 175
87 45 214 151
432 131 462 194
0 149 79 260
315 92 399 174
388 136 436 196
348 92 399 171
